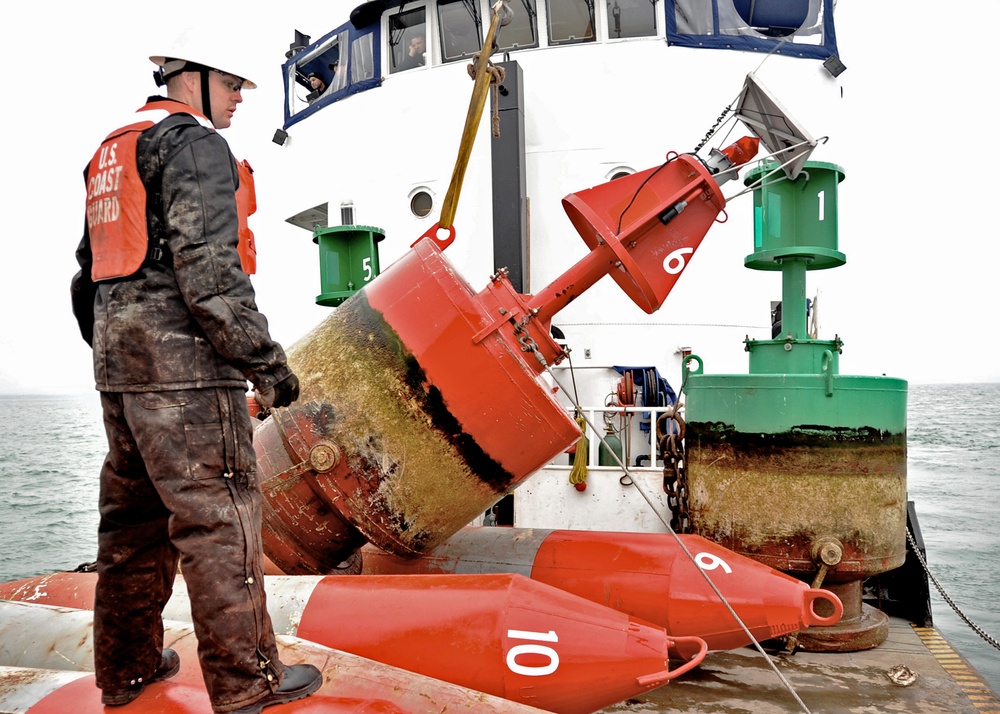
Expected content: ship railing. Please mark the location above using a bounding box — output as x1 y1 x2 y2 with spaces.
548 404 680 473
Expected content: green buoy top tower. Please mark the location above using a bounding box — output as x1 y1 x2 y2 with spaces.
681 161 908 652
312 224 385 307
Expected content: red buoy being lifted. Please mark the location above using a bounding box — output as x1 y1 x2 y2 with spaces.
255 144 758 574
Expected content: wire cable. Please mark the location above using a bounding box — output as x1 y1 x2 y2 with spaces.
542 360 815 714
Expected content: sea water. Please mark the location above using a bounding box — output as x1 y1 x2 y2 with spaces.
906 383 1000 689
0 385 997 690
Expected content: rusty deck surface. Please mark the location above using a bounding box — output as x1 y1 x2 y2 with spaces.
599 617 999 713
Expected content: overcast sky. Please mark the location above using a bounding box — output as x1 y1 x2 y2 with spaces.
2 1 997 395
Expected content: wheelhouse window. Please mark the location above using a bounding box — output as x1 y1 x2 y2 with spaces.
496 0 539 51
281 22 382 129
606 0 656 39
546 0 596 45
438 0 483 62
390 7 428 72
288 31 347 108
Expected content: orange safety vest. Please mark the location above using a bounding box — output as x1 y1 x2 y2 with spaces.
235 158 257 274
87 104 257 280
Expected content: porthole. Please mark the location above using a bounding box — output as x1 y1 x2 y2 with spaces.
410 189 434 218
607 166 635 181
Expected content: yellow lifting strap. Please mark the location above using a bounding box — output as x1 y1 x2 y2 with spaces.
439 0 507 231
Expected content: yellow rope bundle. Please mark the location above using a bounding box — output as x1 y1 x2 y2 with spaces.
568 414 588 488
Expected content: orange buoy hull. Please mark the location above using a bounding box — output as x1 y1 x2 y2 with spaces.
257 238 581 574
0 600 545 714
7 667 407 714
291 573 706 713
360 527 844 652
254 154 735 575
0 573 706 714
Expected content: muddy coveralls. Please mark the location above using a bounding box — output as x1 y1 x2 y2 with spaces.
71 97 291 712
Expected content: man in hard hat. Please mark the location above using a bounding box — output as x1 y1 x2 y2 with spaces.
70 47 322 714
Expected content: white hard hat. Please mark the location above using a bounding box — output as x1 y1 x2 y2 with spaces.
150 30 257 89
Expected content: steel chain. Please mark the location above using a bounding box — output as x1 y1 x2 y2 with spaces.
693 105 732 154
656 407 691 534
906 527 1000 651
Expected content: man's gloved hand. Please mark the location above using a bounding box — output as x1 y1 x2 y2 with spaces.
257 372 300 410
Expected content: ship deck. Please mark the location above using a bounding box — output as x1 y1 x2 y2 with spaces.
599 617 999 713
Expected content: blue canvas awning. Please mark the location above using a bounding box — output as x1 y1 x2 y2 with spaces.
666 0 840 62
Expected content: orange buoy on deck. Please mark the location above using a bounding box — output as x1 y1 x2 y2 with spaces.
0 572 707 714
289 573 706 714
0 600 547 714
359 526 844 652
0 570 96 608
5 666 407 714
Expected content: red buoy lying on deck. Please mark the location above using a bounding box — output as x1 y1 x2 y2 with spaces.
0 571 97 608
0 573 707 714
288 572 705 713
0 600 546 714
359 527 844 652
1 666 407 714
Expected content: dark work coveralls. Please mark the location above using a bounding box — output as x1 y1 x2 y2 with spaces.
71 97 292 713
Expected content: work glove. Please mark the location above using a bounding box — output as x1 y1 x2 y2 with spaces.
257 372 300 410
